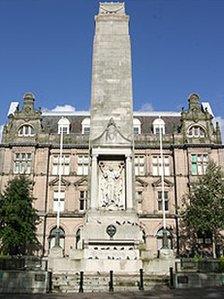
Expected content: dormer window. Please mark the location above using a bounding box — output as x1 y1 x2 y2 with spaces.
18 124 34 136
58 117 70 134
82 118 90 135
133 118 141 134
153 118 165 135
188 125 205 138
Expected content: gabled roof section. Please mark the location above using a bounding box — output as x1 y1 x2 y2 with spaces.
136 177 148 187
152 178 173 188
74 176 88 187
49 177 71 187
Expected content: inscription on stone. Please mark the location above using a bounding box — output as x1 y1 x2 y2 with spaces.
35 274 45 282
177 275 189 284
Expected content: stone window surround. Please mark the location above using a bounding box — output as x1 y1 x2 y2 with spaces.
48 226 65 250
77 154 89 176
52 154 70 176
151 154 170 176
134 155 145 176
157 190 169 211
18 124 35 137
187 125 206 138
79 190 88 211
13 152 32 174
190 153 209 176
53 189 66 212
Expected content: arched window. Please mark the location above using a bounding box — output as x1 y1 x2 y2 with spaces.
81 118 90 135
156 228 173 251
58 117 70 134
75 228 82 249
153 118 165 135
48 227 65 250
188 125 205 138
18 124 34 136
133 118 141 134
142 230 147 244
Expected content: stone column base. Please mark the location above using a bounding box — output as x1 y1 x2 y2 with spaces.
159 248 174 259
49 245 64 258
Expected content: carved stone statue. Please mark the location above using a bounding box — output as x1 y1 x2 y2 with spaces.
99 161 125 210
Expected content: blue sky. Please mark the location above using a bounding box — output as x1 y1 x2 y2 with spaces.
0 0 224 133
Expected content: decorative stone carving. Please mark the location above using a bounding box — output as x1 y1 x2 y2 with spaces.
106 224 116 238
106 118 118 142
99 160 125 210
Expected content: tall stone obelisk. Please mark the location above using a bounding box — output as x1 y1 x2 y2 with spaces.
90 2 133 143
82 2 142 273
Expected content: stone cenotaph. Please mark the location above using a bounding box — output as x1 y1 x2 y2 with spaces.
81 2 143 273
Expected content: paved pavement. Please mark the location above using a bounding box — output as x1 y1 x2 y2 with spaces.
1 287 224 299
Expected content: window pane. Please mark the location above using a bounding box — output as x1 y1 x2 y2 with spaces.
165 200 169 211
83 165 88 175
77 155 88 175
191 163 197 175
134 127 139 134
52 155 70 175
191 155 197 162
164 165 170 176
80 199 85 211
158 201 162 210
152 165 158 176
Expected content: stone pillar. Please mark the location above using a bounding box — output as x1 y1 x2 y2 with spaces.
126 155 133 209
90 154 98 209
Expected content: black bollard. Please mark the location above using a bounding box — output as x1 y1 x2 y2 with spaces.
139 268 144 290
109 270 114 292
169 267 174 288
79 271 84 293
47 271 52 293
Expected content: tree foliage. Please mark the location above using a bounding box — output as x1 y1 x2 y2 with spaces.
182 161 224 256
0 176 40 255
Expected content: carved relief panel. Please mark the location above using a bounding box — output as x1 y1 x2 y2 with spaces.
98 160 125 210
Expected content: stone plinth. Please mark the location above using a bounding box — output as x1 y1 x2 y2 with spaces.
160 248 174 259
49 245 64 258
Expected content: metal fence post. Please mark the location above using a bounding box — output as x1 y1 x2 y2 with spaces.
109 270 114 292
169 267 174 288
79 271 84 293
139 268 144 290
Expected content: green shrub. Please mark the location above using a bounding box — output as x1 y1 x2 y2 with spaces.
219 256 224 272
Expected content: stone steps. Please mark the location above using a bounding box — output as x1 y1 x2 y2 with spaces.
51 273 169 293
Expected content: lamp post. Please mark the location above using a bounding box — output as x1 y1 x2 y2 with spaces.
159 117 168 249
55 119 64 247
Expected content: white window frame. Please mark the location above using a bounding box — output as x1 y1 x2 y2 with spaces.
58 117 70 134
133 118 141 134
157 190 169 211
53 190 65 212
77 155 89 175
191 154 208 175
79 190 88 211
52 155 70 175
14 153 32 174
188 125 205 138
81 118 90 135
153 118 165 135
134 155 145 176
152 155 170 176
18 125 35 137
